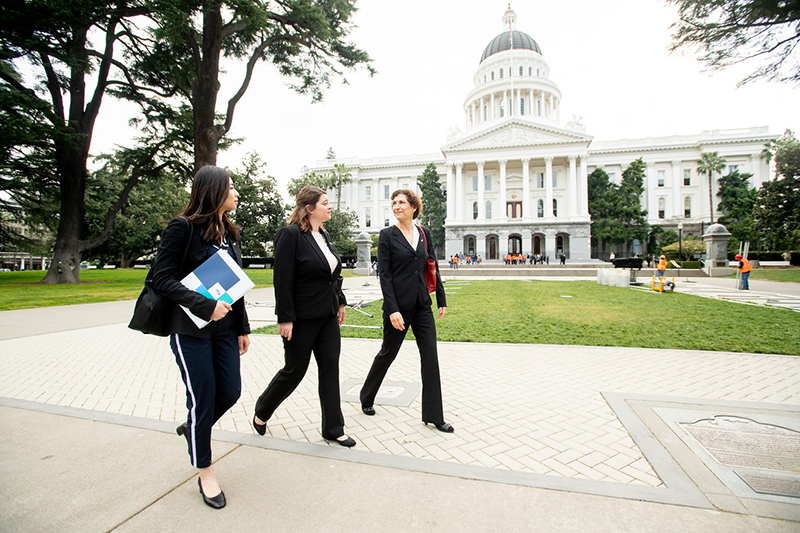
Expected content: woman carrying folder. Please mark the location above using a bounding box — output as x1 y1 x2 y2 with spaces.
253 186 355 447
152 165 251 509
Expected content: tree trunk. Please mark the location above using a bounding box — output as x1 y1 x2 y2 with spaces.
708 171 715 223
193 7 224 172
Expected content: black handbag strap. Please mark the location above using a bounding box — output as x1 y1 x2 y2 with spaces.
147 216 193 282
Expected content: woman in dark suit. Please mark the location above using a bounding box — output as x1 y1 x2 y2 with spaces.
253 186 356 447
359 189 453 432
152 166 251 509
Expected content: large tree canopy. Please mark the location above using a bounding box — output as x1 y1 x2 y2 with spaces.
417 162 446 253
754 129 800 250
667 0 800 86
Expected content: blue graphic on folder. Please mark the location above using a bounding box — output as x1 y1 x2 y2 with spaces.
193 252 238 303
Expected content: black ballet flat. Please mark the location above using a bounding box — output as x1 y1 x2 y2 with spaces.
361 406 376 416
198 477 226 509
425 421 455 433
252 416 267 436
326 435 357 447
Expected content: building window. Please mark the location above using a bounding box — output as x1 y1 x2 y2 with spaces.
552 171 558 188
520 98 525 115
684 196 691 218
537 199 544 218
491 71 494 80
500 100 505 117
657 170 665 187
472 176 478 191
536 172 544 188
365 185 371 201
383 185 390 199
500 69 504 78
556 235 564 255
528 67 532 76
509 67 512 77
537 68 540 77
472 202 478 220
537 100 541 116
519 66 523 76
485 201 492 219
728 164 739 175
483 105 487 121
507 201 522 219
485 175 492 191
364 209 371 228
658 198 665 219
384 208 390 227
552 199 558 217
683 169 691 186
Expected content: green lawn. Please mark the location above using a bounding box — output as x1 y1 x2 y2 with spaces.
0 268 275 310
741 268 800 283
256 280 800 355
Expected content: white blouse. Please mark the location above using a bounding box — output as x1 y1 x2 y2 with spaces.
311 230 338 273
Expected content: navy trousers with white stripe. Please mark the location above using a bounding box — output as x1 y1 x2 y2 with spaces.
171 332 241 469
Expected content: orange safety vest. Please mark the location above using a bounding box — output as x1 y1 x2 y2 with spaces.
739 258 752 273
657 259 667 271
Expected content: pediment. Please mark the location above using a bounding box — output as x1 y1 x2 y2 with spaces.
442 120 592 153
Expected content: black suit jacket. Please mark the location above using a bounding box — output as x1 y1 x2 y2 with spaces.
273 224 347 323
378 225 445 317
152 217 251 337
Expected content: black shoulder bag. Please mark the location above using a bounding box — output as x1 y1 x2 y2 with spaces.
128 218 193 336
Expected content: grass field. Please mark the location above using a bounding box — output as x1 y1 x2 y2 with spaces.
255 280 800 355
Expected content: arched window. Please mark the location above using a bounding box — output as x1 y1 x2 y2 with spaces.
556 235 564 255
520 98 525 115
537 199 544 218
483 105 487 121
537 173 544 188
552 199 558 217
473 202 478 220
384 208 390 227
519 66 523 76
528 66 532 76
365 208 371 228
485 201 492 219
491 71 495 80
658 198 665 219
500 99 505 117
500 69 504 78
684 196 691 218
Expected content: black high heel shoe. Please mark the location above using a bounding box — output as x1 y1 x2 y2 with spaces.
425 421 455 433
252 416 266 436
198 477 226 509
176 423 188 441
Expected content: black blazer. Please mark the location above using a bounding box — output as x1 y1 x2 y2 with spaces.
378 225 445 317
152 217 251 337
273 224 347 323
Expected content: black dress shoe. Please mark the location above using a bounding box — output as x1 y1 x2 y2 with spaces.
325 435 357 447
362 406 376 416
198 478 226 509
176 423 188 440
425 421 455 433
252 416 266 436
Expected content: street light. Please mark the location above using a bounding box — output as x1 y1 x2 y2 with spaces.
678 223 684 266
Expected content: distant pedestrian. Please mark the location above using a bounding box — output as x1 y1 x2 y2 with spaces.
736 254 752 290
656 255 667 280
559 253 566 265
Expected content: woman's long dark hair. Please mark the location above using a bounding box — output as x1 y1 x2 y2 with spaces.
180 165 239 242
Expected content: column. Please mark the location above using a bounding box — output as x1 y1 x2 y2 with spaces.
499 159 508 223
522 158 530 222
578 156 589 217
671 160 682 219
350 169 360 222
546 232 557 258
490 93 495 120
477 161 485 222
545 157 554 221
373 177 380 228
646 162 657 223
568 156 578 218
528 89 533 116
455 163 464 221
446 163 455 220
539 91 544 117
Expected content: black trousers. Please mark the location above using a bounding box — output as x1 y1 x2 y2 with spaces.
254 315 345 440
360 304 445 425
171 332 242 469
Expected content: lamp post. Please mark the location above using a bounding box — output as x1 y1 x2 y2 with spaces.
678 223 684 266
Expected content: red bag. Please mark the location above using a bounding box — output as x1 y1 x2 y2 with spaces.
420 227 437 294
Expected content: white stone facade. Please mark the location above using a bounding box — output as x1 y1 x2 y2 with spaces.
309 7 776 261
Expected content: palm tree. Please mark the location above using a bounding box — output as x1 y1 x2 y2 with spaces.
697 151 727 223
331 163 352 211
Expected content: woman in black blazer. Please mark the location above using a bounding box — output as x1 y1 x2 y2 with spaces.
253 186 355 447
152 166 251 509
360 189 453 432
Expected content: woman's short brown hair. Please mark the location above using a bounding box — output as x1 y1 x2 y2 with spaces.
288 186 327 232
391 188 422 219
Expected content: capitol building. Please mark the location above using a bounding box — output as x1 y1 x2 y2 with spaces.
310 6 776 261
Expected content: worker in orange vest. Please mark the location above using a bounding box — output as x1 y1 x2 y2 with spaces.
736 254 752 290
656 255 668 280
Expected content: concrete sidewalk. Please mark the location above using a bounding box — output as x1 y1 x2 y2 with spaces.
1 276 799 531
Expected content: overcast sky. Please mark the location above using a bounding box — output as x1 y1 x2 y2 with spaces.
94 0 799 194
